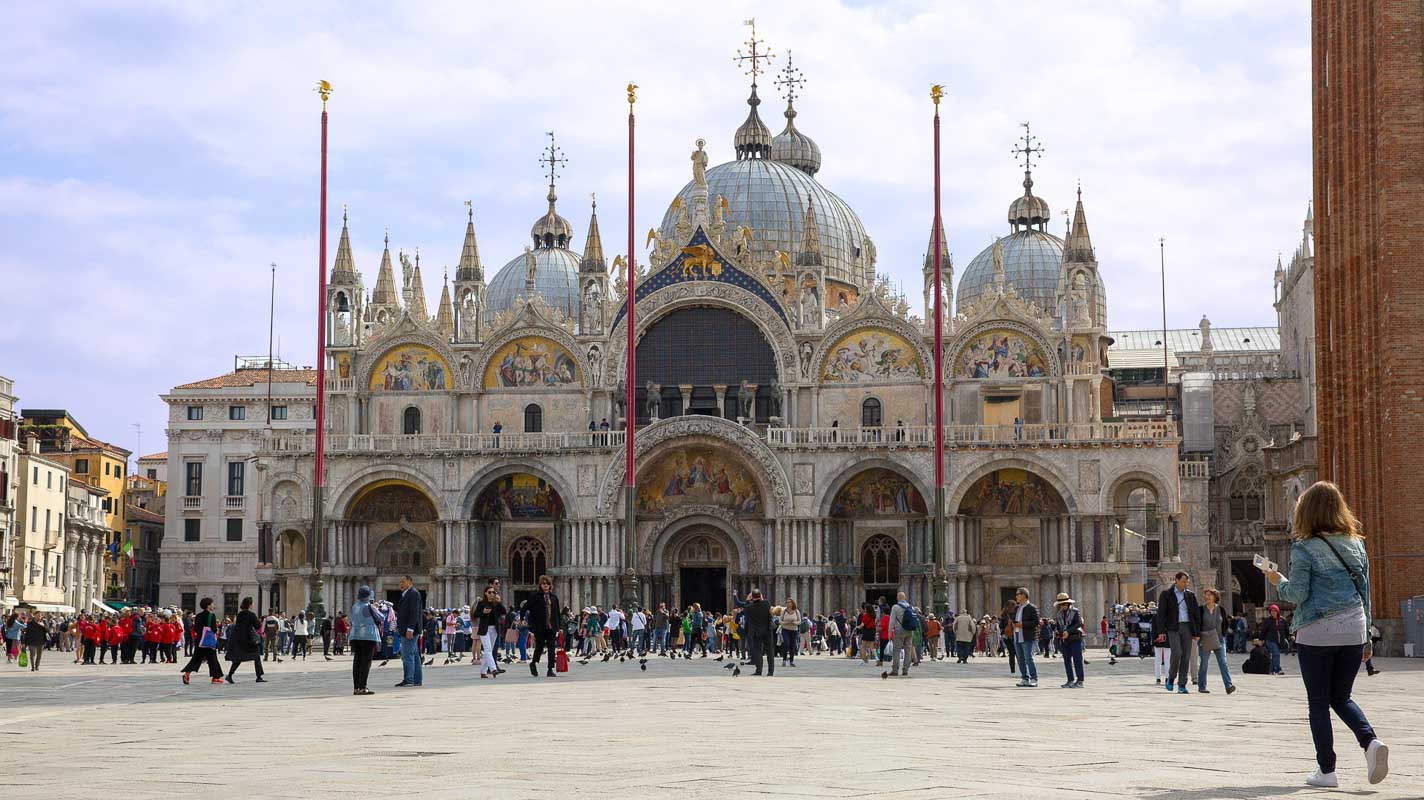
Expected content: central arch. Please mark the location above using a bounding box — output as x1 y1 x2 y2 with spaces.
633 306 779 423
644 507 756 614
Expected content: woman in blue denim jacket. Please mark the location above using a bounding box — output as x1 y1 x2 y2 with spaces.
1264 481 1388 789
348 586 385 696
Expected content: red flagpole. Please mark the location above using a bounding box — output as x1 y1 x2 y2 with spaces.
623 83 639 609
311 80 331 618
931 85 948 617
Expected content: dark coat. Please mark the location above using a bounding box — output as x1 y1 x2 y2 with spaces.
524 590 561 634
225 610 261 663
1016 602 1040 638
23 619 48 646
743 599 771 635
396 586 423 636
1155 587 1202 636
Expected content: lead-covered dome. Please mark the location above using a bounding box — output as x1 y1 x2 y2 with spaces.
486 246 581 318
660 159 869 288
957 229 1065 317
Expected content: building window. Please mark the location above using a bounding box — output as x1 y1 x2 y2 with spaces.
115 462 122 479
180 592 196 612
75 458 89 474
184 518 200 542
33 466 38 484
187 406 203 421
47 470 52 488
510 537 548 586
226 518 243 542
271 405 288 421
104 462 111 476
861 398 883 428
146 469 157 480
227 461 245 496
223 593 239 618
861 534 900 585
229 405 246 421
185 462 203 497
44 508 51 534
524 404 543 433
1145 539 1162 564
102 497 111 512
30 505 36 531
402 407 421 435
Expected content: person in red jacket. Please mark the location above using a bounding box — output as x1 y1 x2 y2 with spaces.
95 618 111 664
105 619 123 664
81 617 99 664
166 617 182 663
876 604 893 667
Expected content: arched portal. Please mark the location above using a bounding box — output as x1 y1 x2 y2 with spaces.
634 306 778 423
958 467 1069 610
347 480 440 604
861 534 901 605
472 472 564 606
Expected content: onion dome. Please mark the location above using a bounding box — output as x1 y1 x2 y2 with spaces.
734 85 773 160
530 186 574 249
1008 170 1051 231
486 247 581 318
770 53 819 175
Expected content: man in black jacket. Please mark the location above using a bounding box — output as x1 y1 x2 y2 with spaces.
395 575 423 687
1154 571 1200 693
743 589 773 676
524 575 561 677
1013 588 1040 687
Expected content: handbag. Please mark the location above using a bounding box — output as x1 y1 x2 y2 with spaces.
199 627 218 649
503 627 518 645
18 649 28 668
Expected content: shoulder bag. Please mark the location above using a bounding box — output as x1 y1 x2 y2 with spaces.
1317 536 1368 609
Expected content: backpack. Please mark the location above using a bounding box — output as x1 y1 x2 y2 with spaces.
799 617 810 634
59 621 69 633
898 603 918 632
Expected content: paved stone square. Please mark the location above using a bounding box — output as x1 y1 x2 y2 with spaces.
0 648 1419 799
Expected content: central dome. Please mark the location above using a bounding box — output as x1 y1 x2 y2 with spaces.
660 158 870 289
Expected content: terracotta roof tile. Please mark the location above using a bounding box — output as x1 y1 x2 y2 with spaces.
126 504 164 523
138 452 167 461
175 368 319 390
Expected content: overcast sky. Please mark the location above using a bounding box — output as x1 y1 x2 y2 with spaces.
1 2 1310 460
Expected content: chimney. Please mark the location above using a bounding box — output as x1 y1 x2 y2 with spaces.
25 433 38 454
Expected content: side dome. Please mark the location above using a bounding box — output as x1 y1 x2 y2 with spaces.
486 247 582 318
957 230 1065 317
659 158 869 289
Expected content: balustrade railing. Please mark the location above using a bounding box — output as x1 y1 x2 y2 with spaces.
768 421 1176 448
259 430 626 455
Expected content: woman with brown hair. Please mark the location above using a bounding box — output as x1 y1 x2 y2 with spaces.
1264 481 1387 788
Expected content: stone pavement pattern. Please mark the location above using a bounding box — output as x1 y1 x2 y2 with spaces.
0 649 1419 799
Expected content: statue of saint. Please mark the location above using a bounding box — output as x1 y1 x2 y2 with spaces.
692 139 709 189
739 379 755 419
646 380 660 420
524 247 538 285
1069 272 1090 326
991 237 1006 286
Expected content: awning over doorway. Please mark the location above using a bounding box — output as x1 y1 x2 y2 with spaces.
92 598 122 614
25 602 76 614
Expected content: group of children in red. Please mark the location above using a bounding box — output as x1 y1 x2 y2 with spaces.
75 610 186 665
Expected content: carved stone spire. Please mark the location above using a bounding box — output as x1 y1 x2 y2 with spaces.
435 272 455 340
581 195 607 273
330 207 358 285
371 232 400 307
407 252 429 321
796 197 822 266
457 203 483 282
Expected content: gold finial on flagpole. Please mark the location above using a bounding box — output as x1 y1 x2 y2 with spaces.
627 82 638 111
930 84 945 108
316 79 333 111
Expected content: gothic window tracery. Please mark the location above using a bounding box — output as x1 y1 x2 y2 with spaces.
510 537 547 586
861 534 900 585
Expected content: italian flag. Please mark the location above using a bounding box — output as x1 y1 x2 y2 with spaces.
121 539 134 566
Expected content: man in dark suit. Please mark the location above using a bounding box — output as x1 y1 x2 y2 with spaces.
743 588 773 676
524 575 561 677
1154 571 1201 693
395 575 424 687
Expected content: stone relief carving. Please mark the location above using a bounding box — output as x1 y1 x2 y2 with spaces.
1078 460 1101 494
638 503 761 574
793 463 814 496
578 464 596 497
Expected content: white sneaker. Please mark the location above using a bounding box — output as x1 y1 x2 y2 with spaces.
1305 770 1337 788
1366 739 1389 784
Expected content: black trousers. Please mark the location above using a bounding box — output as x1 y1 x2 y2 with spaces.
82 640 96 663
181 647 223 678
748 631 773 675
322 631 332 656
530 629 558 672
227 656 264 679
351 640 376 690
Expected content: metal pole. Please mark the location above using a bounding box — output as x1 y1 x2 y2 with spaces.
930 86 949 618
1160 238 1168 421
267 263 276 425
310 82 330 621
623 84 640 612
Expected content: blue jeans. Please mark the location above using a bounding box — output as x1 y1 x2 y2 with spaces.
1197 644 1234 690
1266 641 1282 673
1014 639 1037 682
652 628 667 653
630 629 646 653
1297 643 1376 774
781 629 799 663
1061 638 1084 683
399 635 422 685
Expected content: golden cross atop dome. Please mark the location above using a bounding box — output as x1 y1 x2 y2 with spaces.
540 131 567 189
774 50 805 104
735 18 776 85
1012 121 1044 172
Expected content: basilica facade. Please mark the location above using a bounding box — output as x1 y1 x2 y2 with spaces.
251 67 1204 622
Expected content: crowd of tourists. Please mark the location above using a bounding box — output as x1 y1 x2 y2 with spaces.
0 480 1394 789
